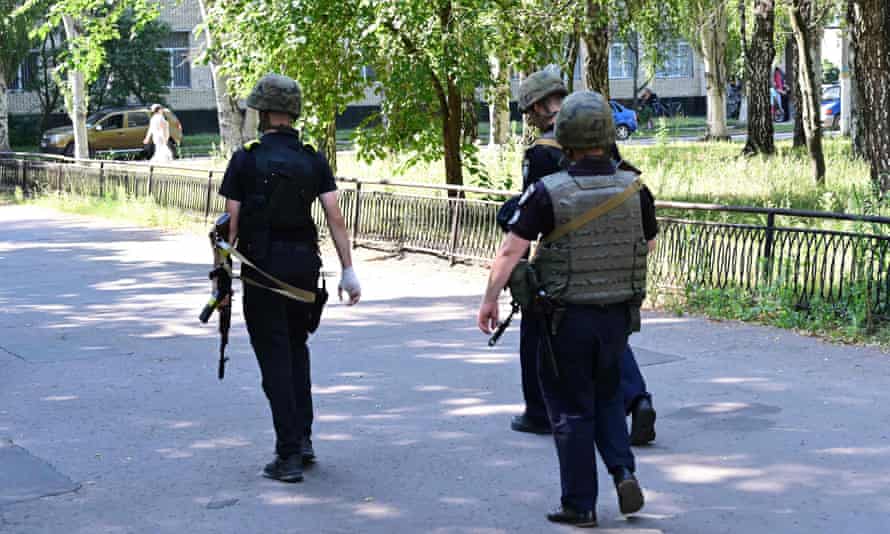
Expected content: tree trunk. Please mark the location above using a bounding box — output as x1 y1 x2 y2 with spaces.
443 90 464 193
488 53 511 146
564 34 579 93
581 0 610 98
701 0 730 140
62 15 89 160
848 0 890 192
317 119 338 175
241 108 259 142
791 37 806 148
462 95 478 146
0 70 9 152
742 0 774 153
790 0 825 185
197 0 245 156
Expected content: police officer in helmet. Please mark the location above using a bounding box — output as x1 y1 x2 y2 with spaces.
480 91 653 526
507 68 567 435
505 70 657 447
218 74 361 483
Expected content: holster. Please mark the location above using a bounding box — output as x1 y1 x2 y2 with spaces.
627 293 645 334
507 259 536 309
307 279 328 333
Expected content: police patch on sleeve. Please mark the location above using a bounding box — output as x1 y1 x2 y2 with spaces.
522 156 530 182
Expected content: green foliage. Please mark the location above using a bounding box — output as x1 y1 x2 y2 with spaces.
205 0 370 148
0 0 40 84
89 16 171 111
27 0 160 88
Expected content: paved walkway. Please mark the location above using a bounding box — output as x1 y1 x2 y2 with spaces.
1 205 888 534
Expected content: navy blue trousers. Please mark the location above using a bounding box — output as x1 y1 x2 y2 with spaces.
537 305 636 513
521 319 650 419
243 241 319 459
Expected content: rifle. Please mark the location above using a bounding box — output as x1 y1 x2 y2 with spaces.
199 213 233 380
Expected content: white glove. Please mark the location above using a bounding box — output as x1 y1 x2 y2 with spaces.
338 267 361 305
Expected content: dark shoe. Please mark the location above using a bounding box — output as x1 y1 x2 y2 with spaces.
510 414 551 435
612 467 644 515
546 506 598 527
630 397 656 446
301 436 316 465
263 455 303 483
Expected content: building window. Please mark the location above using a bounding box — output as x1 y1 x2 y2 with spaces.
159 32 191 88
609 44 635 80
361 65 376 82
9 52 38 92
656 41 694 78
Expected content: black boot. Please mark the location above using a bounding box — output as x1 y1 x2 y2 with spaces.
612 467 644 515
301 436 316 465
510 414 551 435
263 455 303 483
546 505 598 527
630 397 656 446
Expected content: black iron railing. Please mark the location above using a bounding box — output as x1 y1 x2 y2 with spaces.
2 152 889 316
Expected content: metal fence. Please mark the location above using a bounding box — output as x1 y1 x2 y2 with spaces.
3 152 889 317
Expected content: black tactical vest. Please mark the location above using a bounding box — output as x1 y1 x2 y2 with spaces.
238 131 321 259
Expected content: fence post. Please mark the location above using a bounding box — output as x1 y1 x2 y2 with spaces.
763 211 776 282
204 170 214 222
351 182 362 248
16 160 25 196
448 199 463 265
98 161 105 198
57 164 63 195
147 165 154 198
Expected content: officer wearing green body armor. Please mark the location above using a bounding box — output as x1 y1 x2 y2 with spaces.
479 91 657 526
218 73 361 483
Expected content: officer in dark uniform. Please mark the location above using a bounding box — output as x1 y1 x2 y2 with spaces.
506 70 657 446
218 74 362 483
509 69 568 435
480 91 654 526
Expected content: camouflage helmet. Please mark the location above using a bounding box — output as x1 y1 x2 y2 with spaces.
246 74 302 118
555 91 615 150
518 70 568 113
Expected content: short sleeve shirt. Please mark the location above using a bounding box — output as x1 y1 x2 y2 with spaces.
218 130 337 202
510 156 658 242
522 127 565 189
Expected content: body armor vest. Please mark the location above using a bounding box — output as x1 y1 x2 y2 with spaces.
238 134 321 259
533 169 648 305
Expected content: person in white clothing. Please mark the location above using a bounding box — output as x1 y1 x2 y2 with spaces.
143 104 173 162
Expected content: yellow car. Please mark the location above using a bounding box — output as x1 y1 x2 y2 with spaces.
40 106 184 158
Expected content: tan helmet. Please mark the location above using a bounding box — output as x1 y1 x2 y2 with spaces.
518 70 568 113
246 74 302 118
555 91 615 150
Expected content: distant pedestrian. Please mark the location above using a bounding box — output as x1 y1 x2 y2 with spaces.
143 104 173 163
773 67 789 122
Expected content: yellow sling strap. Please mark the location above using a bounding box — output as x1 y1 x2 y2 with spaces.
541 179 643 244
217 241 317 303
532 138 562 150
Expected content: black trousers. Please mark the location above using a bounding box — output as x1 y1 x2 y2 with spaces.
538 304 636 513
243 241 320 459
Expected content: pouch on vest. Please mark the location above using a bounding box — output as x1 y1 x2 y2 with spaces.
507 259 536 309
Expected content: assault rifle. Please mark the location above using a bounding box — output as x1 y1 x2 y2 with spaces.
199 213 233 380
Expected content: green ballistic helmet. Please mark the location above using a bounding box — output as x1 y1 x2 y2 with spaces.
246 74 302 118
518 70 568 113
555 91 615 150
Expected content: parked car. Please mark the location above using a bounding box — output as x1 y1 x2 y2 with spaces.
610 100 638 141
821 84 841 129
40 105 183 158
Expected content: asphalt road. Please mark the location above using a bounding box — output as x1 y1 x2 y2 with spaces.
1 205 888 534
